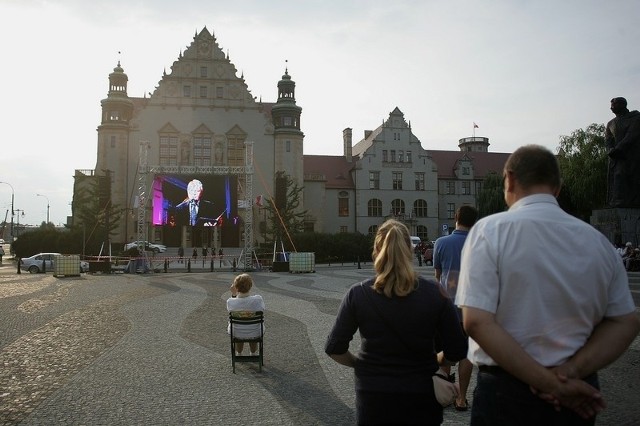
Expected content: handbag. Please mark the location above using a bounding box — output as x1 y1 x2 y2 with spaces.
432 368 459 406
360 282 459 407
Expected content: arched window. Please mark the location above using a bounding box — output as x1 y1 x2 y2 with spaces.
368 225 378 236
368 199 382 217
413 199 428 217
417 225 428 241
391 199 405 215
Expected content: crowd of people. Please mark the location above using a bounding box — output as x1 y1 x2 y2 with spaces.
617 242 640 271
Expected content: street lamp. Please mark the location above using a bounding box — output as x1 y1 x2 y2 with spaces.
14 209 25 238
0 181 14 241
36 193 50 224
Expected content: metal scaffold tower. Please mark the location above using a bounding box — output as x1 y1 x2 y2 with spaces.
243 141 254 270
137 141 150 249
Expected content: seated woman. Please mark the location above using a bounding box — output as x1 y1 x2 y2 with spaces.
227 273 265 356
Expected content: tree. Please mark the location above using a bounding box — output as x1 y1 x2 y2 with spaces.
265 171 307 250
71 175 123 254
477 171 506 218
556 123 607 221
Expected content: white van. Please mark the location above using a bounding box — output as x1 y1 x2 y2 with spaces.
410 236 421 249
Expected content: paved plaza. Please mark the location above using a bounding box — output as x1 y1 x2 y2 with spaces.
0 260 639 425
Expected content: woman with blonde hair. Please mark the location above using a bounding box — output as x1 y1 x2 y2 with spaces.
325 219 467 425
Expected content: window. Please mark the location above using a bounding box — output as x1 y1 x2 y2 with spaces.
382 150 388 162
447 203 455 219
227 135 245 166
475 181 483 195
338 197 349 216
367 225 378 236
462 166 470 175
391 199 405 215
283 116 292 126
200 66 207 77
415 172 425 190
462 181 471 195
406 151 412 163
159 135 178 166
193 136 212 166
398 150 404 162
446 181 456 194
414 199 428 217
109 111 120 121
368 199 382 217
285 140 291 152
390 150 396 162
392 172 403 190
340 226 348 233
216 87 223 98
417 225 428 241
183 85 191 97
369 171 380 189
110 135 116 148
199 86 207 98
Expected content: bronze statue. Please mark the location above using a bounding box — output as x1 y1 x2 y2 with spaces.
605 97 640 207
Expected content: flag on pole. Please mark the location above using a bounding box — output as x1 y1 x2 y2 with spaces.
473 122 479 128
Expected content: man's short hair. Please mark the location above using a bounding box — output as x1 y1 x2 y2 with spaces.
504 145 561 191
456 205 478 228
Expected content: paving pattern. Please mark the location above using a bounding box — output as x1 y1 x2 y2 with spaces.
0 262 638 425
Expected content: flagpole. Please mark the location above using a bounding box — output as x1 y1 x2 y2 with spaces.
473 123 475 138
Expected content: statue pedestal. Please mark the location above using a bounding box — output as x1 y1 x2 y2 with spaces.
591 208 640 246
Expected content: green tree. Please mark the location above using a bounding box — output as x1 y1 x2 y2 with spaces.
72 175 122 254
556 123 607 221
266 171 307 249
477 171 506 218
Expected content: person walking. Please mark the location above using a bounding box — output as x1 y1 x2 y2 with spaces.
457 145 640 425
325 219 468 425
177 246 184 263
433 205 478 411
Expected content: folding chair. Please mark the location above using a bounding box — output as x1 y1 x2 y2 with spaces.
229 311 264 373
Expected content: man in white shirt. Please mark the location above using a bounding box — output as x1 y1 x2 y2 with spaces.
457 145 639 425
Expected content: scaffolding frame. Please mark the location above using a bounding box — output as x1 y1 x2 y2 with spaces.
137 141 254 271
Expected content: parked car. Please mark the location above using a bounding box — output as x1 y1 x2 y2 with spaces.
20 253 89 273
124 241 167 253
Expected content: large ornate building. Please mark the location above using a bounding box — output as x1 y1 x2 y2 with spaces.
73 27 509 250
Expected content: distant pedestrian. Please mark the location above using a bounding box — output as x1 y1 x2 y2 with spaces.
202 246 208 258
219 248 223 267
192 248 198 260
0 245 4 264
433 205 478 411
178 246 184 263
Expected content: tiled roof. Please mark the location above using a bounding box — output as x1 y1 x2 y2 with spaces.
303 155 355 189
428 150 510 178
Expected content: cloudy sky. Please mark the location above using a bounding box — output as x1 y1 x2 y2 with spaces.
1 0 639 226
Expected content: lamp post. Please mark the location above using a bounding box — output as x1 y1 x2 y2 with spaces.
36 193 50 224
0 181 15 241
14 209 25 238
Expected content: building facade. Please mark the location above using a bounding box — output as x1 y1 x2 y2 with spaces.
303 108 510 242
73 27 509 250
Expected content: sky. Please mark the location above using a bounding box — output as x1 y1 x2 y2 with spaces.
1 0 639 227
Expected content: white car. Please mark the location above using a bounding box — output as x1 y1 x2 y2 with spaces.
20 253 89 273
124 241 167 253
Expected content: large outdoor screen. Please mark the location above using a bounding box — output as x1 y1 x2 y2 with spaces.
151 174 239 247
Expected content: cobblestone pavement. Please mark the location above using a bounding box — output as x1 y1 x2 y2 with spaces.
0 261 638 425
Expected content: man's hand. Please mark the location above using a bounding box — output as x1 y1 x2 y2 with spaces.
532 374 606 419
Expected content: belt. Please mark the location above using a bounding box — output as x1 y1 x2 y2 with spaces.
478 365 505 374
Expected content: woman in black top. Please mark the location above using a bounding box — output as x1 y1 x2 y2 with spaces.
325 219 467 425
